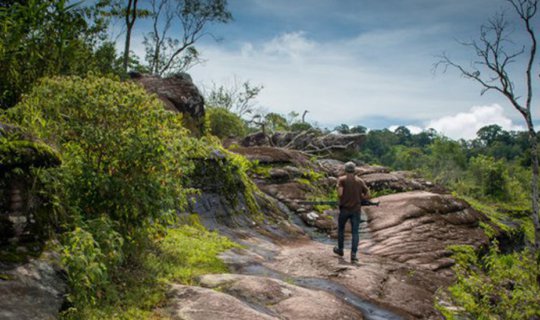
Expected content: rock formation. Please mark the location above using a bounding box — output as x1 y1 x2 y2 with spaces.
0 122 67 320
241 130 365 155
187 146 494 319
131 72 205 135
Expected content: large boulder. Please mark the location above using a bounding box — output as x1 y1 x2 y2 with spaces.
0 251 67 320
166 284 277 320
231 146 311 166
241 131 365 154
264 241 447 320
198 274 364 320
363 191 489 273
131 72 205 134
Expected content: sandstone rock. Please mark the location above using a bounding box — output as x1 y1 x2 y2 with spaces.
166 284 277 320
241 131 365 154
363 191 489 272
131 72 205 134
232 146 310 166
199 273 364 320
317 160 390 178
0 251 67 320
265 241 446 320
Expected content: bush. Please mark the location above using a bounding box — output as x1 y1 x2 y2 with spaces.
2 75 199 304
438 244 540 319
468 155 510 200
206 107 247 139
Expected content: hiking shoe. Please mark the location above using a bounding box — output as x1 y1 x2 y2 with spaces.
351 254 359 263
333 246 344 257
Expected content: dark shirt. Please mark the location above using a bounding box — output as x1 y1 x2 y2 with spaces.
338 174 369 212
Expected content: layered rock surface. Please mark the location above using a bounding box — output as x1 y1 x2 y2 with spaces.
194 147 492 319
131 72 205 134
0 251 67 320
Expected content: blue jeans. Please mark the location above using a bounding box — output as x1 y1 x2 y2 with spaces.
337 208 360 255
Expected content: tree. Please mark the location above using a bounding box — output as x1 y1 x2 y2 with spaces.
205 78 263 117
120 0 140 72
476 124 505 147
206 107 247 139
144 0 232 75
437 0 540 250
0 0 111 107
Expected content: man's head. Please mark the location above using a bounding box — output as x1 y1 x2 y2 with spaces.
344 161 356 174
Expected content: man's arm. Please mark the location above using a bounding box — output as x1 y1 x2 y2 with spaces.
336 178 344 198
357 177 370 199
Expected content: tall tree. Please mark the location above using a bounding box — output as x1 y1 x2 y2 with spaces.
0 0 111 107
144 0 232 75
437 0 540 250
122 0 138 72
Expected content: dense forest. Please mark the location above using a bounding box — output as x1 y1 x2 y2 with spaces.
1 0 539 319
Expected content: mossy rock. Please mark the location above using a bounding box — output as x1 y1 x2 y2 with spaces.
0 123 61 172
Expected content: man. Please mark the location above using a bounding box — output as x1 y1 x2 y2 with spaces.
334 161 370 262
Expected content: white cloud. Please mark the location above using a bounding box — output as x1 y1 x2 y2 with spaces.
389 125 423 134
190 30 484 126
425 104 524 140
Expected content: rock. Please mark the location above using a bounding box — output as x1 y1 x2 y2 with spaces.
232 146 311 166
1 122 61 244
363 191 489 272
306 211 319 221
314 216 336 231
360 171 443 194
317 161 389 178
242 131 365 155
131 72 205 134
267 168 290 182
0 251 67 320
166 284 277 320
265 241 446 320
198 274 364 320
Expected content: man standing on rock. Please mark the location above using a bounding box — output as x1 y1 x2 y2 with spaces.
334 161 370 262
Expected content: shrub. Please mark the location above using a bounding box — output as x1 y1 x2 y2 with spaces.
206 106 247 139
2 75 199 304
468 155 510 200
438 244 540 319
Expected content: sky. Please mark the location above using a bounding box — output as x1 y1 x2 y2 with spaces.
126 0 540 140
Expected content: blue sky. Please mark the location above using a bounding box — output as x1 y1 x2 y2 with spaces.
127 0 539 139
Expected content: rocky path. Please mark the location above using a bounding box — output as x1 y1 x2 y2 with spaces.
165 147 492 320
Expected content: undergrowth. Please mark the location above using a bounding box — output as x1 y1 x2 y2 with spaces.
61 216 238 320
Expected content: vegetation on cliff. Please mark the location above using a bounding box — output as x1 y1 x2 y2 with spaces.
0 75 255 317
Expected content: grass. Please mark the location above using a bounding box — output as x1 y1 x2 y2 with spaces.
61 216 239 320
454 193 533 242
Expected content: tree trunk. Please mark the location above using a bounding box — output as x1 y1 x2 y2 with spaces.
527 118 540 251
122 0 137 73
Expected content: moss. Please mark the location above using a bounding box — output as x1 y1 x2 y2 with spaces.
0 241 43 264
295 178 313 187
371 188 399 197
61 217 238 319
0 273 14 281
0 138 61 171
301 168 323 181
250 162 272 178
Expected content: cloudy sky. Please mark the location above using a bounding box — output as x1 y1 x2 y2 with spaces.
128 0 539 139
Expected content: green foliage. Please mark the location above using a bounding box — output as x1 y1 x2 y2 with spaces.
62 217 238 319
439 244 540 319
204 79 262 117
0 0 117 108
468 155 510 200
2 75 200 306
144 0 233 75
0 134 61 170
206 106 248 139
